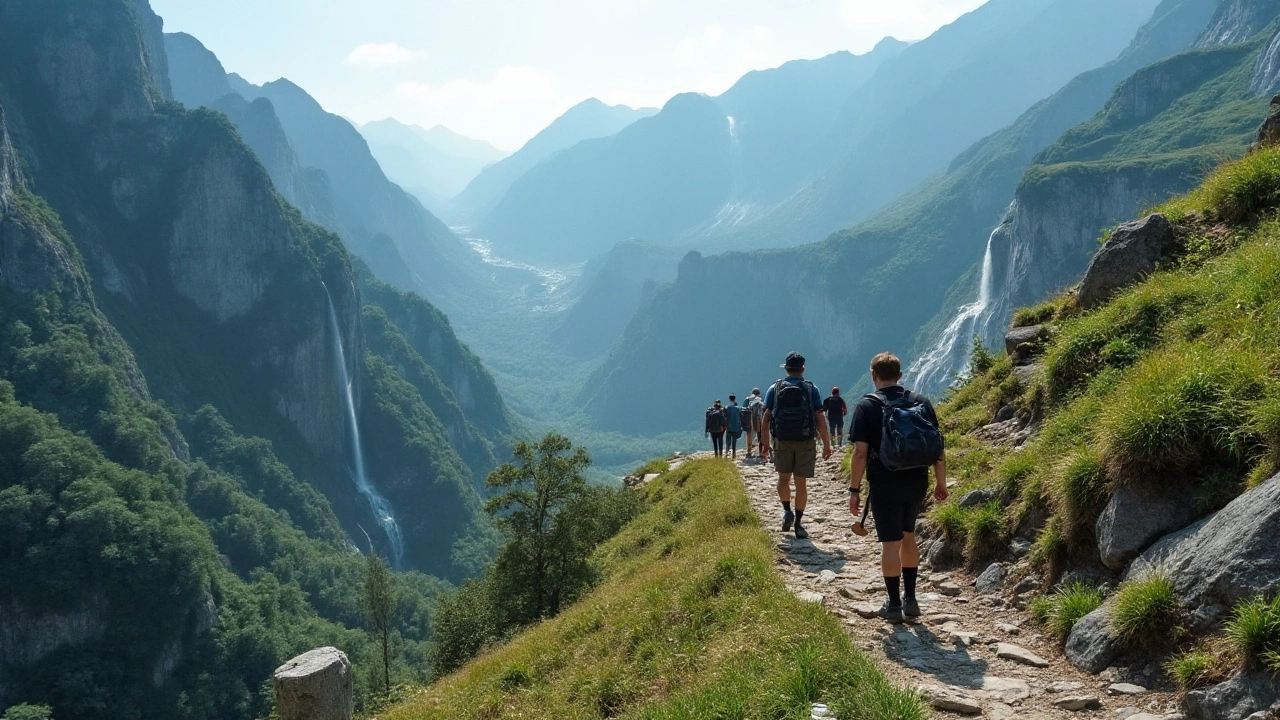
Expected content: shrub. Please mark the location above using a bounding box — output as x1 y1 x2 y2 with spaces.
1029 519 1066 575
1014 299 1061 327
929 503 967 540
1225 595 1280 670
969 335 999 377
964 501 1006 556
997 450 1038 497
1165 650 1215 690
1198 144 1280 223
1111 570 1180 644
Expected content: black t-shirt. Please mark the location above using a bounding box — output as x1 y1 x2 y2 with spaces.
822 396 847 420
850 385 940 485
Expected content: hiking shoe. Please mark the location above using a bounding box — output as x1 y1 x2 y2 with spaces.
794 523 809 539
878 601 905 623
903 597 921 618
782 509 795 532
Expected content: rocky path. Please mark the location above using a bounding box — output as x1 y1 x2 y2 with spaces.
705 450 1184 720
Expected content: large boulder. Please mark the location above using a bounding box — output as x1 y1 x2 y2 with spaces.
1005 325 1046 356
273 647 353 720
1184 670 1280 720
1128 472 1280 612
1095 483 1199 571
1078 214 1177 310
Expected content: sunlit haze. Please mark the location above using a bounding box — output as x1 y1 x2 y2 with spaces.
151 0 989 149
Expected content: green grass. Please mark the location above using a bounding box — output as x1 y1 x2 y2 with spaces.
1013 298 1064 327
1111 571 1180 644
1165 650 1217 690
1225 595 1280 672
1054 450 1109 534
387 460 925 720
1033 583 1107 640
632 458 671 476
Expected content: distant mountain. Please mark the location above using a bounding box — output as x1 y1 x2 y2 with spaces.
359 118 507 215
583 0 1235 435
453 98 656 221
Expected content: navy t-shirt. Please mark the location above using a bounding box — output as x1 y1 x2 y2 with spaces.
850 385 940 484
764 376 824 437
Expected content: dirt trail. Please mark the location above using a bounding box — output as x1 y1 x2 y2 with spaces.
677 450 1183 719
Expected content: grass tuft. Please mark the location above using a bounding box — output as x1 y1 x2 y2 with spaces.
1111 570 1180 644
1054 450 1110 533
1165 650 1216 689
1225 595 1280 671
1030 583 1105 640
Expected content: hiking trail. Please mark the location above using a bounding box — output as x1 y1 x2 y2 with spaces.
671 451 1184 720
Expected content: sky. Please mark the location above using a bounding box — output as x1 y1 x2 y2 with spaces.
152 0 989 151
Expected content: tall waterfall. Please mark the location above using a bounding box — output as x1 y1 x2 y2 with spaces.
911 228 998 394
323 284 404 568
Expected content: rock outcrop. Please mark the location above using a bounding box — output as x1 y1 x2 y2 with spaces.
1257 94 1280 146
273 647 353 720
1128 472 1280 612
1095 482 1199 571
1184 670 1280 720
1077 214 1178 309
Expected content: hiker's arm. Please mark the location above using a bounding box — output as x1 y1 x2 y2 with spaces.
760 409 771 453
815 409 832 458
848 441 870 514
933 450 949 502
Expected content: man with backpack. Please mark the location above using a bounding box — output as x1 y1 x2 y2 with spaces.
725 394 744 459
760 353 833 540
823 387 848 448
705 399 727 457
848 353 948 622
744 388 764 458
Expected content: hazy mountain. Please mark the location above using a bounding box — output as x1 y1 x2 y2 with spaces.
584 0 1237 435
453 98 657 221
359 118 508 215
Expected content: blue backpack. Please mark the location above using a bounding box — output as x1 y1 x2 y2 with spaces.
865 391 944 471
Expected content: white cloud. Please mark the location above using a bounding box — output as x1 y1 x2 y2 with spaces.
395 66 573 150
346 42 419 69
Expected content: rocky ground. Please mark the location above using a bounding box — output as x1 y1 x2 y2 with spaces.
671 450 1184 720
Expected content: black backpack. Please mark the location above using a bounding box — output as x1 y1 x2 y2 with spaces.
769 379 816 441
705 407 726 433
865 391 944 471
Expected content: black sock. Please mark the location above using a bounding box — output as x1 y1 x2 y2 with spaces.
884 575 901 606
795 509 804 525
782 501 791 512
903 567 918 600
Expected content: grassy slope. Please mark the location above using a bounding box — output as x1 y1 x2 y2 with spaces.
387 459 924 720
935 144 1280 575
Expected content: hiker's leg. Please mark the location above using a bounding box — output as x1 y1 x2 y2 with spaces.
902 532 920 600
776 472 792 506
881 540 903 606
794 476 808 513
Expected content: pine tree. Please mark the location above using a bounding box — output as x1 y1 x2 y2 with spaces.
362 552 396 694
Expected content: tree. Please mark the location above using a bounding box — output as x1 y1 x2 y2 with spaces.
2 704 52 720
485 432 591 622
362 553 396 695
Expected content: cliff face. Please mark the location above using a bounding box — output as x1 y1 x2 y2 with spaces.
1193 0 1280 46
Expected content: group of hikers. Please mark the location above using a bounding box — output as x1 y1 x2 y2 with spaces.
703 351 949 623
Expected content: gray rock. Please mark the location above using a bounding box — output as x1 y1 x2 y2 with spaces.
937 582 963 597
1184 671 1280 720
1056 696 1103 711
923 534 965 570
274 647 353 720
959 488 999 509
1078 214 1177 309
995 404 1017 423
1109 683 1148 696
1066 604 1121 674
1130 472 1280 611
796 590 825 605
997 622 1021 635
1049 681 1087 693
919 685 983 715
976 563 1007 595
1005 325 1047 356
1258 94 1280 146
996 643 1049 667
982 676 1032 703
1096 482 1199 571
1116 709 1140 720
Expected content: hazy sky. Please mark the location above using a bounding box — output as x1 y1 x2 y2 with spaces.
152 0 989 150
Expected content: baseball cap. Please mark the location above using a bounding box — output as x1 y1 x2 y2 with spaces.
782 352 805 370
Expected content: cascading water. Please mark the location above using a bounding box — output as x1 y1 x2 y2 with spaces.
911 228 998 394
323 283 405 568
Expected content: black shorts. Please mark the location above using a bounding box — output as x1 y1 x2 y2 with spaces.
828 416 844 436
869 478 929 543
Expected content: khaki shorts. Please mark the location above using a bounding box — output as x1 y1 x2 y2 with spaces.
772 438 817 478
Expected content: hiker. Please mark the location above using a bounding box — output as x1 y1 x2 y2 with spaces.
705 399 727 457
823 387 849 448
847 353 948 622
760 353 833 539
744 388 764 458
725 394 744 459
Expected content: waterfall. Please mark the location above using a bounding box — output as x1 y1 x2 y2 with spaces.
727 115 744 197
911 228 998 394
323 283 404 568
